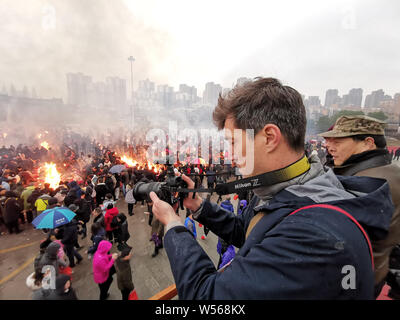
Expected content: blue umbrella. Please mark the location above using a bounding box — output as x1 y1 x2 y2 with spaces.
109 164 126 174
32 207 76 229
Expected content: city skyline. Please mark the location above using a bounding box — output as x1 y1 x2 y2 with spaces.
0 0 399 104
1 73 399 110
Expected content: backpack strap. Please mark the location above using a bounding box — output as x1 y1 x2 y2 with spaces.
245 212 266 240
289 204 374 270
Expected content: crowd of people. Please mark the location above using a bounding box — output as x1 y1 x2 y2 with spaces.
0 139 240 300
2 78 400 301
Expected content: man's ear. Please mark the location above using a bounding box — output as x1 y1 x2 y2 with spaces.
261 124 282 152
364 137 376 149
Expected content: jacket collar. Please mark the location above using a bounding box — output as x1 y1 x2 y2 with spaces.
333 149 391 175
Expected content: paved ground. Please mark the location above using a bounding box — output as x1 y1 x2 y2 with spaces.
0 188 236 300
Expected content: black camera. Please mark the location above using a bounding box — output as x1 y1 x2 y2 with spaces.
133 164 188 207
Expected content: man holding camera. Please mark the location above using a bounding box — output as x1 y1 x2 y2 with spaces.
150 77 394 299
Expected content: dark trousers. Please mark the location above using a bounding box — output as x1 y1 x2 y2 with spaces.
6 220 20 234
81 223 87 237
148 213 153 226
207 182 214 194
128 203 134 216
26 210 33 223
121 288 131 300
107 230 114 241
64 243 83 267
19 212 25 224
107 229 121 243
98 265 116 300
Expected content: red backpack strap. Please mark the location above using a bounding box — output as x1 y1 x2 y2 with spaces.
289 204 374 270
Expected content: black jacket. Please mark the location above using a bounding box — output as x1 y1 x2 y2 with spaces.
3 197 21 224
61 220 79 245
76 198 92 223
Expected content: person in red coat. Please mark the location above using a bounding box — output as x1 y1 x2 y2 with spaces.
104 204 119 242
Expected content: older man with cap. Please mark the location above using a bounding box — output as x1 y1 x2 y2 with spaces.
320 115 400 299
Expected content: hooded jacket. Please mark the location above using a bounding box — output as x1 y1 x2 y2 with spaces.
32 275 77 300
163 158 394 300
104 207 119 232
93 240 116 284
38 242 67 276
238 200 247 215
220 200 234 213
333 149 400 285
20 186 35 211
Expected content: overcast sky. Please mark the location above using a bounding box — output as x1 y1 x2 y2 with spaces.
0 0 399 103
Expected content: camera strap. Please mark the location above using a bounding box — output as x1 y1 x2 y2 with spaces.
214 155 311 195
178 155 311 196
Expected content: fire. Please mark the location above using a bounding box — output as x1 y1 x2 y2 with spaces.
43 162 61 189
121 155 137 167
40 141 50 150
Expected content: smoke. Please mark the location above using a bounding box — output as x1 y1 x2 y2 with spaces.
0 0 191 146
0 0 173 100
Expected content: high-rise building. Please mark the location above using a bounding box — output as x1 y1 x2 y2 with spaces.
364 89 385 109
138 79 155 98
67 73 126 110
105 77 127 110
157 85 175 108
324 89 339 108
308 96 321 107
203 82 222 106
347 88 363 107
66 72 92 106
179 84 197 102
174 84 198 107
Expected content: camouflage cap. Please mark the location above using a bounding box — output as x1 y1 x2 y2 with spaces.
318 115 386 138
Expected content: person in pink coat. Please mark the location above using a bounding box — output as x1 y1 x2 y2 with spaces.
93 240 118 300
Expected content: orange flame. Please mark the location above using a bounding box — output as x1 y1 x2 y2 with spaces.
40 141 50 150
121 155 137 167
44 162 61 189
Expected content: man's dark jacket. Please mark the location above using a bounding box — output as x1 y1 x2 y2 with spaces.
333 149 400 285
164 171 394 299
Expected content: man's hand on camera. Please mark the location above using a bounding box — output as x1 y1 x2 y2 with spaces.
179 174 203 212
149 192 181 226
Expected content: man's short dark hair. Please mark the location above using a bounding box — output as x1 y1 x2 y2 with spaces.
213 77 307 151
352 134 387 149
